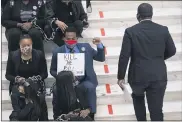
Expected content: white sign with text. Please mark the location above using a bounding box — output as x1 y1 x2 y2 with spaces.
57 53 85 76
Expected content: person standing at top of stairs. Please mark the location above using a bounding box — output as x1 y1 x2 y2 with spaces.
117 3 176 121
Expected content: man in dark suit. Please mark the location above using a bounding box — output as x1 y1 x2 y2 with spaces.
50 27 105 120
117 3 176 121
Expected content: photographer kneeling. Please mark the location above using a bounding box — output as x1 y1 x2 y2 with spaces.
5 34 49 120
9 79 48 121
52 71 93 121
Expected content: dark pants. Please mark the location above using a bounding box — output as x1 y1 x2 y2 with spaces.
129 81 167 121
5 28 44 52
53 20 83 47
76 81 97 113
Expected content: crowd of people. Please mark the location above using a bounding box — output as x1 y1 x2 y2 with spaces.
2 0 176 121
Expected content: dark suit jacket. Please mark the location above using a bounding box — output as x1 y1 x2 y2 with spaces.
50 43 105 86
117 20 176 83
5 49 48 93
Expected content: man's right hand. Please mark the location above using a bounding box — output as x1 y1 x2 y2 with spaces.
55 20 68 32
117 79 125 90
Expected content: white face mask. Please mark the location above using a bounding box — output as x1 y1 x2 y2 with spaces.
20 45 32 56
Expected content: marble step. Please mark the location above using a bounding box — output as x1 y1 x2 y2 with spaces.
2 25 182 50
2 42 181 70
2 81 181 110
2 101 182 120
81 1 182 12
88 1 182 11
88 17 182 28
2 84 130 110
2 16 182 34
87 8 182 22
2 61 182 89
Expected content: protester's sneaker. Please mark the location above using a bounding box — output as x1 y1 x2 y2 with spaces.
89 113 95 121
87 4 92 13
83 20 89 29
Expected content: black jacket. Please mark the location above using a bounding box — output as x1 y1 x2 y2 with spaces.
5 49 48 93
45 0 87 26
117 20 176 83
9 88 48 121
1 0 46 29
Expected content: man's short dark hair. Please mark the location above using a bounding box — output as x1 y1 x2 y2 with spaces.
137 3 153 19
65 27 77 34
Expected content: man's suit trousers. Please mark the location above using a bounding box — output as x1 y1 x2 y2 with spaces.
129 81 167 121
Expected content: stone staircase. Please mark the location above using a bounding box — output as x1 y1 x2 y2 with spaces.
1 1 182 120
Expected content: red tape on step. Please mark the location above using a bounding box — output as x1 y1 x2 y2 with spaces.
99 11 104 18
104 47 107 55
106 84 111 94
100 28 105 36
104 65 109 73
108 105 113 115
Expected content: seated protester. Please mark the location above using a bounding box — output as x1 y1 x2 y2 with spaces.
52 71 93 121
45 0 88 47
5 34 48 120
1 0 46 52
9 79 48 121
50 27 105 120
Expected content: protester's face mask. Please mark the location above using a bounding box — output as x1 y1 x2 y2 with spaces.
65 40 77 49
64 32 77 49
20 45 32 56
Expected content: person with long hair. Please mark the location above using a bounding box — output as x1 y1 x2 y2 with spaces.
9 80 47 121
52 71 93 121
